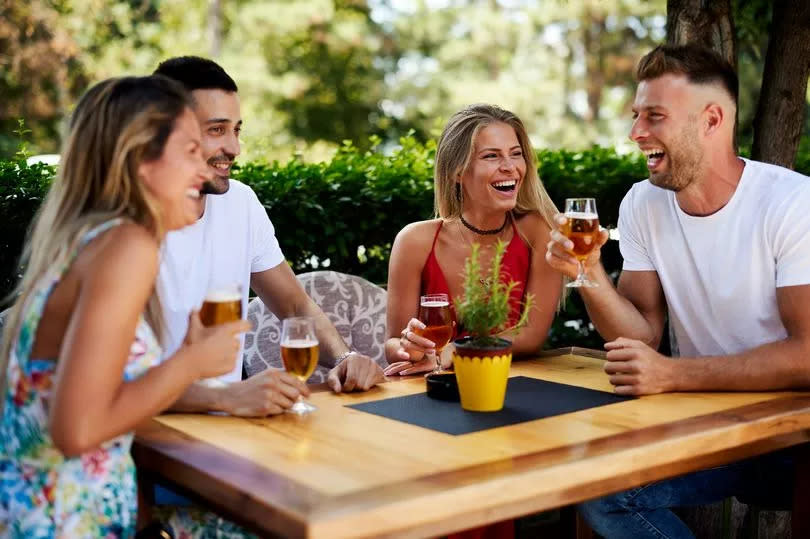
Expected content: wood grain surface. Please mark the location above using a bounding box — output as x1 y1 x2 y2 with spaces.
134 351 810 538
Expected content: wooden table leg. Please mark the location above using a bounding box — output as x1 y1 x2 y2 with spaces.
576 509 595 539
792 442 810 537
137 469 155 532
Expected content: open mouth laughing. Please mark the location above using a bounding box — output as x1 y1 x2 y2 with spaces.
209 160 232 177
492 179 518 193
642 148 667 171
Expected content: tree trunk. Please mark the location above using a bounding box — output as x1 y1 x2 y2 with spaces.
208 0 222 59
751 0 810 169
583 7 606 123
666 0 736 69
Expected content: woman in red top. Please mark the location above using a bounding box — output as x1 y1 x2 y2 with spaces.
385 104 562 376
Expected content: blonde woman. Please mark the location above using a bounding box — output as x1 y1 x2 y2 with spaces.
385 104 562 376
0 76 249 537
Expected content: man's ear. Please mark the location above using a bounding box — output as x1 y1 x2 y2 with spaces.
704 103 724 136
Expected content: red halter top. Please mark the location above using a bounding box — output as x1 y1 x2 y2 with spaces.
420 219 531 337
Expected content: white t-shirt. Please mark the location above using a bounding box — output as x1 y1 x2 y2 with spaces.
618 158 810 357
157 179 285 381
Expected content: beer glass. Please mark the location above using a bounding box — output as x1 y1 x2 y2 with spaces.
415 293 453 374
562 198 600 288
199 284 242 387
281 316 320 415
200 285 242 326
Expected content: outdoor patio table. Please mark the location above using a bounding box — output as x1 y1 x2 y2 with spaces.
133 348 810 538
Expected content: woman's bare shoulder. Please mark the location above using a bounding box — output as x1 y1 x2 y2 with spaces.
79 222 159 280
393 218 444 251
514 211 552 242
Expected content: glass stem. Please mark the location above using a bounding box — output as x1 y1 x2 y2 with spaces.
577 260 586 282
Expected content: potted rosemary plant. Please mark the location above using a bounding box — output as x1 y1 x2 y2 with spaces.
453 241 533 412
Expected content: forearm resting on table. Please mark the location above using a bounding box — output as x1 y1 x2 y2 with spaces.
168 379 230 413
671 338 810 392
580 265 661 347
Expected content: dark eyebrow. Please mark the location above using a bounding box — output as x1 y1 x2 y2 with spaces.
205 118 243 126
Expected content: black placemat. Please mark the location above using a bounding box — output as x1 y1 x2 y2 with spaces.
347 376 632 435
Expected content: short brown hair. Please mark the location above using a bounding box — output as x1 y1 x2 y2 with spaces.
636 44 738 105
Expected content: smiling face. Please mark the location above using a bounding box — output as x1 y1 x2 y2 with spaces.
138 107 209 231
630 74 706 192
459 122 526 213
190 88 242 195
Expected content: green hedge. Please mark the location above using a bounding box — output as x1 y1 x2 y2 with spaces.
3 140 808 349
235 142 647 283
0 159 54 302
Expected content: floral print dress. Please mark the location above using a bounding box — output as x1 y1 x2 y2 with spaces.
0 219 160 538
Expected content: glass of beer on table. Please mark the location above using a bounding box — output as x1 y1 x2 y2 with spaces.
562 198 600 288
198 284 243 387
415 293 454 374
281 316 320 415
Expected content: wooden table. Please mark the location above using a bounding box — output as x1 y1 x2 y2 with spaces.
133 348 810 538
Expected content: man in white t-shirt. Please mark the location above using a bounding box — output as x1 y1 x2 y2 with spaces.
546 45 810 538
154 57 384 418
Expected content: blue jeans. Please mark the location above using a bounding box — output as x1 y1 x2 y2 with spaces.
578 449 795 539
154 484 192 506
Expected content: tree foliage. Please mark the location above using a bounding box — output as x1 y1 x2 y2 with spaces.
1 0 670 159
667 0 810 168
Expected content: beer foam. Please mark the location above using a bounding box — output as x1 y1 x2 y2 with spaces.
283 338 318 348
204 290 241 302
421 300 450 307
564 212 598 220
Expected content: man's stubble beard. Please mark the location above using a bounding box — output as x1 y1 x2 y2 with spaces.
649 117 703 193
200 175 230 195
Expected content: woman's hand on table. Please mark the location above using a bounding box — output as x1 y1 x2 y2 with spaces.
384 345 454 376
385 318 436 375
392 318 436 362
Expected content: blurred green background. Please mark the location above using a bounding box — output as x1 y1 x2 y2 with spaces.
2 0 808 350
2 0 799 162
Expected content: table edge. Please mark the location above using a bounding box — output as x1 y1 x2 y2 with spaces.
134 391 810 537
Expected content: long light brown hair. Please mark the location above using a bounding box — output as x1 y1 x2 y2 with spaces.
0 75 190 406
434 104 557 229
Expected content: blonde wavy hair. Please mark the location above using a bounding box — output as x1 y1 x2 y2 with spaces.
0 75 190 406
434 104 557 229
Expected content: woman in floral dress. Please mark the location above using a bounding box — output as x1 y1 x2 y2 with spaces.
0 75 249 537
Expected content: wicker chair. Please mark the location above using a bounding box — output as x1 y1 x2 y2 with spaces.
242 271 388 383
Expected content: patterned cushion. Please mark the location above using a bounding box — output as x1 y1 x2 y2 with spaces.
0 308 8 339
243 271 388 383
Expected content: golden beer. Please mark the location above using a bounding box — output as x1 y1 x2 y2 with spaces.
281 340 319 381
562 212 600 261
416 300 453 351
199 290 242 326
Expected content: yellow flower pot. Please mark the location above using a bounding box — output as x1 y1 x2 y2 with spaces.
452 337 512 412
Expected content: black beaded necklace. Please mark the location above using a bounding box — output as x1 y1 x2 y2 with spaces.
459 213 509 235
